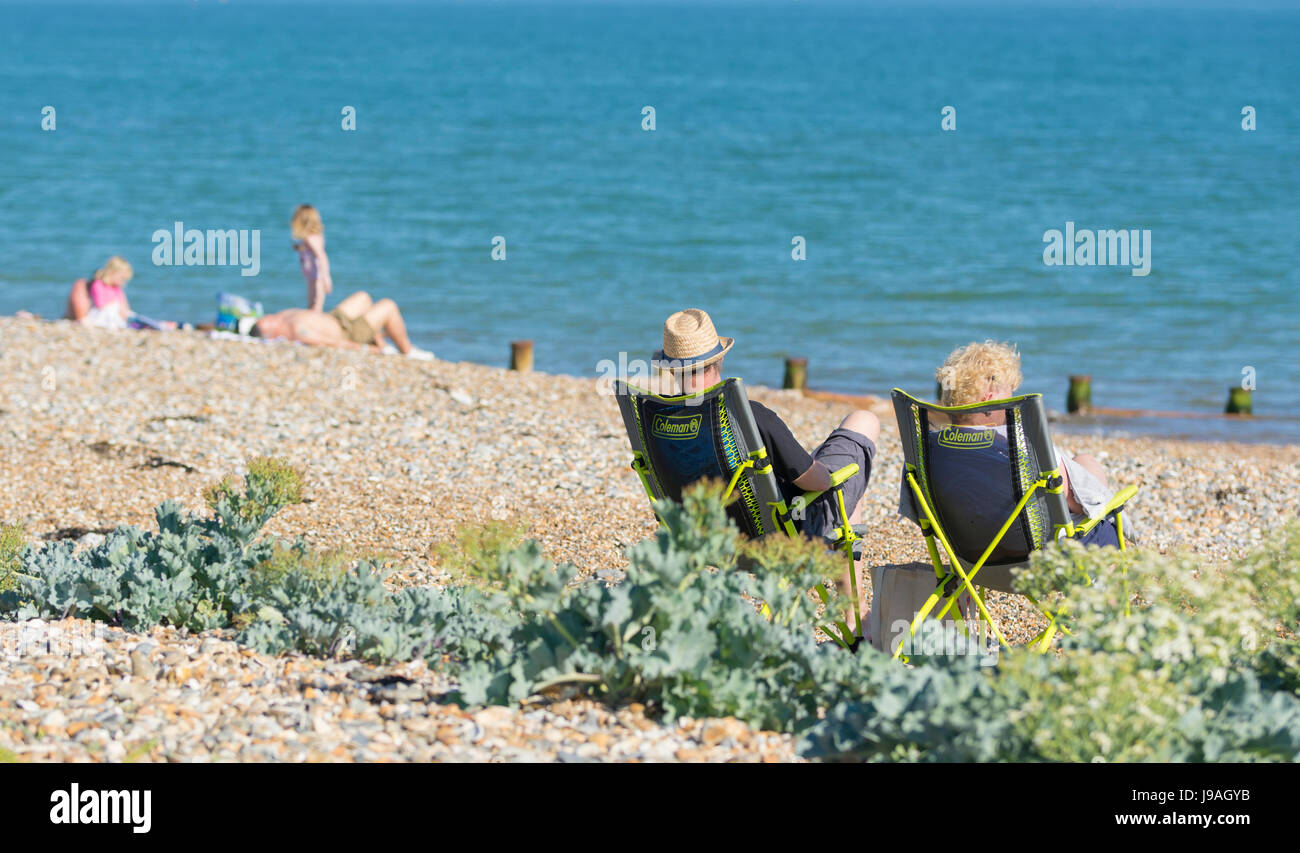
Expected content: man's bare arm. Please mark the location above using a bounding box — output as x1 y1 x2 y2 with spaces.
294 332 362 351
1058 464 1082 514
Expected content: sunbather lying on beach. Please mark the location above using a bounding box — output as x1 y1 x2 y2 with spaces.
251 291 432 359
291 204 333 312
920 340 1122 560
653 309 879 638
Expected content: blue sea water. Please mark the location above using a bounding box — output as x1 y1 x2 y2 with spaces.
1 1 1297 440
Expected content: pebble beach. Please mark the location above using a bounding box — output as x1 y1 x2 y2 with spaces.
1 317 1296 763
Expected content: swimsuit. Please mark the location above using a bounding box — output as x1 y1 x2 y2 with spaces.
297 246 317 285
88 279 126 309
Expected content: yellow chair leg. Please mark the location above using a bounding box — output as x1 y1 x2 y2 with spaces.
1035 614 1060 652
847 550 863 641
892 586 948 661
1116 510 1131 618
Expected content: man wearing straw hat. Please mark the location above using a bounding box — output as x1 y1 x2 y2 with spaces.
652 309 880 639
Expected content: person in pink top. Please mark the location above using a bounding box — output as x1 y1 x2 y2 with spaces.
291 204 333 311
65 256 133 326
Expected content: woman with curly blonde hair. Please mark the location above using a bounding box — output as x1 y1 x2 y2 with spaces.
917 340 1122 557
936 340 1024 414
65 256 133 326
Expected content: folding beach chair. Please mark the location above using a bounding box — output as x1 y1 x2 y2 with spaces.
614 378 865 648
890 388 1138 657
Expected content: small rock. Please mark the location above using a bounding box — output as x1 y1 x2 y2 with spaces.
473 706 516 729
39 710 68 735
130 648 157 680
112 681 151 704
700 717 750 747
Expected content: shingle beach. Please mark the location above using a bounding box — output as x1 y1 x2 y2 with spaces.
2 318 1296 762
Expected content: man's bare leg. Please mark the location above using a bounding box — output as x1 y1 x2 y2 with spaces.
362 298 413 354
334 291 373 320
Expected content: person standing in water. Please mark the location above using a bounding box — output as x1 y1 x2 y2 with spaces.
291 204 333 311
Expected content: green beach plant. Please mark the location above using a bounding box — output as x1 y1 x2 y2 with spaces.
0 524 25 593
430 516 530 583
803 531 1300 762
451 483 865 728
202 456 305 544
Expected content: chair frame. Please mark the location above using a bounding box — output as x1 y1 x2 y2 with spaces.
890 388 1137 658
615 378 864 648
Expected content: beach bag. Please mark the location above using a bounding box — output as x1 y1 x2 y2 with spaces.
216 292 263 334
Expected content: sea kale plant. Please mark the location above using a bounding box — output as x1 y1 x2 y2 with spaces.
451 484 884 730
0 458 500 665
803 531 1300 762
2 458 301 631
0 523 24 594
2 460 1298 762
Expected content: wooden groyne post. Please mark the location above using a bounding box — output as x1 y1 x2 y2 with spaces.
783 357 807 391
1067 375 1092 414
1226 387 1252 415
510 340 533 372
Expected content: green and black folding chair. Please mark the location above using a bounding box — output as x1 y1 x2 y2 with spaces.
891 388 1138 657
614 378 865 648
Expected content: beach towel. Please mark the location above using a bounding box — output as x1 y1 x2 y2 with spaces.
84 306 126 330
1057 450 1111 520
128 313 172 331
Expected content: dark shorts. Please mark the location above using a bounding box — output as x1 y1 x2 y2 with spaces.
802 428 876 540
329 307 376 345
1076 516 1120 548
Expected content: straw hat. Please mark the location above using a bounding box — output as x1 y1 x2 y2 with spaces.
651 308 734 372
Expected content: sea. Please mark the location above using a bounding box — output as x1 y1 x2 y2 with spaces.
2 0 1297 441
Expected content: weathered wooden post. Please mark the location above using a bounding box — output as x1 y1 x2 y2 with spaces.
1226 387 1252 415
1067 374 1092 414
783 357 807 391
510 340 533 372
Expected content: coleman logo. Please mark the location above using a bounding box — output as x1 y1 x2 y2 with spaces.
652 414 702 440
937 426 994 449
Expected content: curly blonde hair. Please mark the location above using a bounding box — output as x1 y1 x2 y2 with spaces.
93 256 132 286
290 204 324 240
936 340 1023 410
